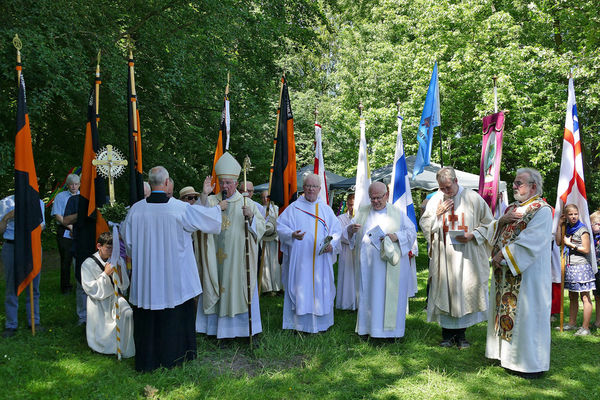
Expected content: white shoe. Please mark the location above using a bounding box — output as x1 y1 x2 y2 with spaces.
574 327 591 336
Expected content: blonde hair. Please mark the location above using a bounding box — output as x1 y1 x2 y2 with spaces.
590 210 600 223
564 204 579 214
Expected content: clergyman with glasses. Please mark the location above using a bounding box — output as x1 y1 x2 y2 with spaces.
420 166 494 349
277 173 342 333
464 168 552 378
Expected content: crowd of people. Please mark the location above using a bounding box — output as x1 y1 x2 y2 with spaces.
2 156 600 379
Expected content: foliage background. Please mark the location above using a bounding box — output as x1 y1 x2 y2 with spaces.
0 0 599 210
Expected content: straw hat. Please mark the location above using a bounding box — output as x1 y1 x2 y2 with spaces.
179 186 200 199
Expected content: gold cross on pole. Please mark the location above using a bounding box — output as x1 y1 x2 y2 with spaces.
93 145 128 205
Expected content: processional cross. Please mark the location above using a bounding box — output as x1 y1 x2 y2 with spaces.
93 144 128 205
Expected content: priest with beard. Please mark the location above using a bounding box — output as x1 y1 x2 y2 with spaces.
464 168 552 378
277 173 342 333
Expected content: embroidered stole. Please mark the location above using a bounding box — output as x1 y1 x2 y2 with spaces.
492 197 548 342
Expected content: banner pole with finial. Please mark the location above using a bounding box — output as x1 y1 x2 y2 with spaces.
13 34 35 336
95 50 101 128
493 76 498 113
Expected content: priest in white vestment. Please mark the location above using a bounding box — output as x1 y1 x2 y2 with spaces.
345 182 416 338
467 168 552 377
81 231 134 358
336 193 358 310
122 166 223 372
277 173 342 333
420 167 493 349
196 153 266 339
259 190 282 294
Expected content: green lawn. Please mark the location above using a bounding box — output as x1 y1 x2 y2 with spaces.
1 237 599 400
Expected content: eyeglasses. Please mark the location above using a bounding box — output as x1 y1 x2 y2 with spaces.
184 195 198 201
513 181 533 188
370 195 386 201
304 185 320 190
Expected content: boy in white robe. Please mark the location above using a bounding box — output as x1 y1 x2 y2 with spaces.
81 231 134 358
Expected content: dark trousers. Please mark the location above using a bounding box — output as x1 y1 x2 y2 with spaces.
57 235 73 293
442 327 466 341
132 298 197 372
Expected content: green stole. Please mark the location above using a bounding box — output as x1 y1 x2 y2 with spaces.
354 204 404 330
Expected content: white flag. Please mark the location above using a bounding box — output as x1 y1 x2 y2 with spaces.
354 117 371 213
552 76 596 271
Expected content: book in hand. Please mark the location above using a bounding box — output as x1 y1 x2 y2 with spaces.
319 236 333 255
366 225 386 251
448 230 467 245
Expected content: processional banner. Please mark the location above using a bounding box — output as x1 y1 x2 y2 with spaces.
478 111 504 215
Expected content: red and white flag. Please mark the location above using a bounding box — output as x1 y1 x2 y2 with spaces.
313 122 329 204
552 76 597 270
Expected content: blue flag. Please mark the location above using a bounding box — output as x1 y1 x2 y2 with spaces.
412 62 440 179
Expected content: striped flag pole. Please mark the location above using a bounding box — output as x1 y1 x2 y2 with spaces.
109 225 122 360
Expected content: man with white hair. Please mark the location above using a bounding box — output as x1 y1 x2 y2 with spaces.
196 153 266 339
51 173 80 294
466 167 552 378
420 166 493 349
345 182 416 338
277 173 342 333
122 166 223 371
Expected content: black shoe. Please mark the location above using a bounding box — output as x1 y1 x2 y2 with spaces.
29 324 46 333
506 368 544 379
439 338 455 348
2 328 17 338
457 339 471 349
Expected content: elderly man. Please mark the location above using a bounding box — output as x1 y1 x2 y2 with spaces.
196 152 265 339
420 167 493 348
51 173 80 294
336 193 357 310
277 173 342 333
122 166 223 372
466 168 552 378
259 190 282 294
345 182 416 338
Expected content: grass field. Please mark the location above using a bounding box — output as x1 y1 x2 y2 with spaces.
1 237 599 400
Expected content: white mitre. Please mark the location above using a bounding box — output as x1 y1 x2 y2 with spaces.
215 152 241 179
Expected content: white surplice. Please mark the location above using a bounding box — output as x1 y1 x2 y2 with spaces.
474 198 553 373
278 196 342 333
420 186 493 328
347 204 416 337
336 211 358 310
81 252 134 358
122 199 222 309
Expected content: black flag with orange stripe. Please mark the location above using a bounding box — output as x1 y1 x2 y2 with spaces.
210 92 229 194
75 85 108 282
14 72 43 296
270 77 297 212
127 53 144 204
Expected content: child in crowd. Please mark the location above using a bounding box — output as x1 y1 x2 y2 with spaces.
555 204 595 336
590 210 600 329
